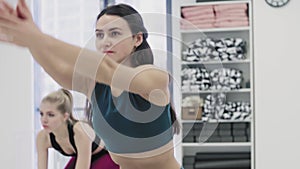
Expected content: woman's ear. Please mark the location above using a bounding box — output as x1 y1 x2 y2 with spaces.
134 32 143 48
64 112 70 121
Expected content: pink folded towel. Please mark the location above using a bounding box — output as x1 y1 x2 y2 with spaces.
184 13 215 21
214 3 248 12
215 16 248 22
216 9 247 15
180 3 249 29
182 8 214 18
214 20 249 27
187 19 215 25
181 5 213 13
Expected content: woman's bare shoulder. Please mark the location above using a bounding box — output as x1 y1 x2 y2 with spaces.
73 121 95 141
36 129 51 148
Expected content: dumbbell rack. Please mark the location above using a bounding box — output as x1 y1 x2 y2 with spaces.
171 0 254 169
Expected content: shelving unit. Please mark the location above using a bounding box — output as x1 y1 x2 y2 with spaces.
171 0 254 169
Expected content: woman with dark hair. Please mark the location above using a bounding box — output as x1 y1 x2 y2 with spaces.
0 1 182 168
37 89 119 169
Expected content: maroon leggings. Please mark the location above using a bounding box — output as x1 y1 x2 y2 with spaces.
64 151 119 169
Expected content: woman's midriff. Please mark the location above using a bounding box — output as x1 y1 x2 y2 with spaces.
109 141 181 169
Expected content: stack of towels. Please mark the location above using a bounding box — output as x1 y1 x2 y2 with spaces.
181 3 249 29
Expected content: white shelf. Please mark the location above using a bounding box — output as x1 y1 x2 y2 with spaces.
180 27 250 33
182 88 251 94
182 142 250 147
182 142 251 155
182 60 251 65
181 119 251 123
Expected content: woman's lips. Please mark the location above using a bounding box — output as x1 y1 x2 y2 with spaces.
103 50 114 54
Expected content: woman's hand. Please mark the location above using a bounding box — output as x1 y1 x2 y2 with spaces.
0 0 43 47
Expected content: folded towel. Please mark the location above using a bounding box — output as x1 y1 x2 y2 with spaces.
183 14 215 21
215 16 248 22
214 3 248 12
216 8 247 14
182 18 215 25
182 8 214 18
214 20 249 28
216 12 248 18
181 5 213 13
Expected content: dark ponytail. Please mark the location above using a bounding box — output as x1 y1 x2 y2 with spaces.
84 99 93 126
170 103 180 135
130 39 153 67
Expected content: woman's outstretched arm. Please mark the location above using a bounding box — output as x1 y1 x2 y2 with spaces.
0 0 87 92
0 0 170 103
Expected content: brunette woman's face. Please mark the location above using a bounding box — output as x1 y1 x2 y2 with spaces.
39 101 66 133
95 14 141 63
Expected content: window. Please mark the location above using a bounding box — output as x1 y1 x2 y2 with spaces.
33 0 101 168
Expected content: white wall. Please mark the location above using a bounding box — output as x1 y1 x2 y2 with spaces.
0 45 34 168
0 1 34 168
253 1 300 169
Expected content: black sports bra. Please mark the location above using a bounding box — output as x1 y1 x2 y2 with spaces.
49 122 100 156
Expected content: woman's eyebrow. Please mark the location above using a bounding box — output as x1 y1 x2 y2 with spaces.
39 110 53 114
95 27 122 32
95 29 103 32
108 27 122 31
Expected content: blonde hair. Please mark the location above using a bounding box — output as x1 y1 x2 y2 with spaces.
41 89 78 124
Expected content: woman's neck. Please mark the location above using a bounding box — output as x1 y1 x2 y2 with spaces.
121 55 133 67
52 122 69 140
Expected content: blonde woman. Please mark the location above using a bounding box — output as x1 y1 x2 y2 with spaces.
37 89 119 169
